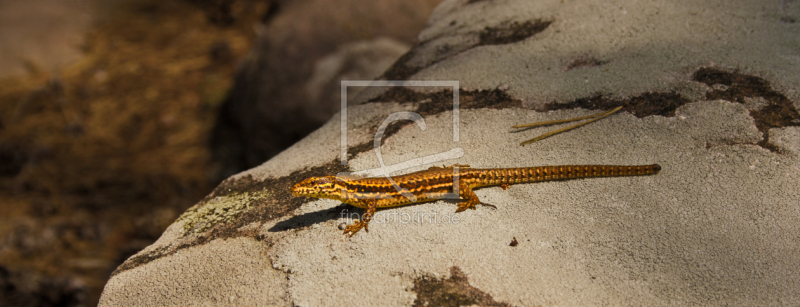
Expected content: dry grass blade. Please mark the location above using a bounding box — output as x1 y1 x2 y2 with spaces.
518 106 623 146
513 109 609 129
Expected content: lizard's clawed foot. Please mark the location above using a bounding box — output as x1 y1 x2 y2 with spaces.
480 203 497 209
456 202 478 212
455 202 496 212
343 220 369 237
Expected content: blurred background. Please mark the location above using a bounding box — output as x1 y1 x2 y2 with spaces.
0 0 442 305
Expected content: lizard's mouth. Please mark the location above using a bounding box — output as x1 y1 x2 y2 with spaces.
289 182 302 195
290 184 321 198
291 176 336 198
290 185 305 197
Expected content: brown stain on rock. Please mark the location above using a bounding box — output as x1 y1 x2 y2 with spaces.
382 19 552 80
478 19 552 46
539 91 690 118
380 50 425 81
692 67 800 152
412 266 512 307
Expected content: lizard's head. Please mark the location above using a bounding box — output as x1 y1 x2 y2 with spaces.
291 176 346 200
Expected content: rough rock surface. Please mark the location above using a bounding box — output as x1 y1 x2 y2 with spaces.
102 0 800 306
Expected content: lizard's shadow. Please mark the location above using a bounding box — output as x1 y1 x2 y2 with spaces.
267 200 482 233
267 204 353 232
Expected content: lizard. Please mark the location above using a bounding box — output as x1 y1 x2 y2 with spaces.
291 163 661 236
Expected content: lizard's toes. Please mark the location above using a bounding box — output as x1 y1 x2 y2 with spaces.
455 204 475 212
343 221 366 236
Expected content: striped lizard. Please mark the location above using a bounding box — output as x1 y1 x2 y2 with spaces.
291 164 661 236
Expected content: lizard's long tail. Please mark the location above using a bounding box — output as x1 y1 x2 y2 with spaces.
471 164 661 187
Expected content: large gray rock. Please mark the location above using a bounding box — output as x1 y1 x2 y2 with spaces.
102 0 800 306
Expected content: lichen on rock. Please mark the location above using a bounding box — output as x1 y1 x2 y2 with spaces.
177 191 271 235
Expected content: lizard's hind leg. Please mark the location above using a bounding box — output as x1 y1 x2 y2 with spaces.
455 185 496 212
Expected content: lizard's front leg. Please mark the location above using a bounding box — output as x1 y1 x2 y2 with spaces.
343 200 377 237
